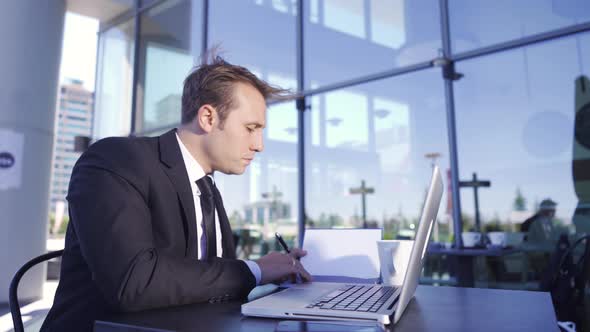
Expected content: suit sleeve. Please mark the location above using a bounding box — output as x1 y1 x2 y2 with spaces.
67 147 255 312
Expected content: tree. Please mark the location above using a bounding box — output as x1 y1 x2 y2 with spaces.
327 214 343 227
461 213 474 232
513 187 527 211
229 211 243 228
484 213 503 232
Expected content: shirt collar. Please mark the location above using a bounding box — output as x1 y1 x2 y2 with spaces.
175 132 212 185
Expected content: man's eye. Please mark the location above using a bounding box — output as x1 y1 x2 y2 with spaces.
247 127 255 133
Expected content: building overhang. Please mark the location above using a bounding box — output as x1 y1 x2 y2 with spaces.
66 0 134 23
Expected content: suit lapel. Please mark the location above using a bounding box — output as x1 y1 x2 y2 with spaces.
159 129 198 258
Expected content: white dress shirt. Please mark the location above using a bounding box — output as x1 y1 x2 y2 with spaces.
175 133 261 284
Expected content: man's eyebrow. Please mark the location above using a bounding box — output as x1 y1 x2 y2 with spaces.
246 122 266 129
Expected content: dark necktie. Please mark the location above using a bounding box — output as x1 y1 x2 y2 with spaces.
211 181 234 258
196 176 217 259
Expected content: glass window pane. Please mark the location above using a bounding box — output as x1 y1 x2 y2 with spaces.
136 0 203 133
216 102 299 259
94 19 135 139
209 0 297 91
305 69 452 244
449 0 590 54
208 0 299 256
454 33 589 246
305 0 441 89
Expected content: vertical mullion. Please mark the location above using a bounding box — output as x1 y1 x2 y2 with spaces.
91 29 103 138
202 0 209 58
296 0 306 248
130 0 141 135
440 0 463 248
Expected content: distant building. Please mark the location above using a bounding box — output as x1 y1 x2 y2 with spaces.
245 200 291 225
48 79 94 213
151 94 181 129
244 199 294 239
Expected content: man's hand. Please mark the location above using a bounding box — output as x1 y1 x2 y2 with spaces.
256 248 312 285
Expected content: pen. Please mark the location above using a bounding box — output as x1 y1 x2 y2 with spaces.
275 232 303 283
275 232 290 253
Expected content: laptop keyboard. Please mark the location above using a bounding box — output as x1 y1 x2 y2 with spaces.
305 285 396 313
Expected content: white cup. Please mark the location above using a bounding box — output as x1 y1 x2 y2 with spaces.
487 232 506 247
461 232 481 247
377 240 413 285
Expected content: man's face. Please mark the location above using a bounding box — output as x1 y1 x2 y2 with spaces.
205 82 266 175
540 209 556 219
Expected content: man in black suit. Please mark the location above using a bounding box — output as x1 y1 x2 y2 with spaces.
41 56 311 331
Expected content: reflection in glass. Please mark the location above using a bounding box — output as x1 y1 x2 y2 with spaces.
455 34 588 234
305 0 441 88
453 33 589 287
93 19 135 139
324 90 369 151
267 74 298 143
209 0 297 91
449 0 590 54
305 69 451 244
137 0 203 133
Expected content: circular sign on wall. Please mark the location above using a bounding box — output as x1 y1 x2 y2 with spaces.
0 152 15 169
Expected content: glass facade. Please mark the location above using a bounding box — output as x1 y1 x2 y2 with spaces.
455 33 589 232
136 0 203 133
209 0 298 91
304 0 441 88
449 0 590 54
93 18 135 139
93 0 590 289
305 69 451 243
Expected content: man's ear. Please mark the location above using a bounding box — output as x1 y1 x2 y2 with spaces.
196 104 217 132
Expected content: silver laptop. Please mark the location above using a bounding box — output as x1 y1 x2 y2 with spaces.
242 166 443 326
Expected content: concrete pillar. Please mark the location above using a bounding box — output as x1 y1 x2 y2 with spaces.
0 0 65 303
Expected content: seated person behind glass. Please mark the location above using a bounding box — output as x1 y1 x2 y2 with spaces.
521 198 559 250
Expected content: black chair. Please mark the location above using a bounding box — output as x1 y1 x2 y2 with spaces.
9 250 64 332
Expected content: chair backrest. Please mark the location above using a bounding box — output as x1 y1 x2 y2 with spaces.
540 235 590 324
9 249 64 332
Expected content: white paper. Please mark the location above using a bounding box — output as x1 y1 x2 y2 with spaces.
301 229 382 279
0 129 25 190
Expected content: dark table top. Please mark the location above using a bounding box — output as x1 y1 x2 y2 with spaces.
96 285 557 332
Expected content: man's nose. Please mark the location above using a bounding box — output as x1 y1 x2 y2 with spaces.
251 132 264 152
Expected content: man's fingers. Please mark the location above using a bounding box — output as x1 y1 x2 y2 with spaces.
257 251 312 284
299 268 312 282
289 248 308 258
294 260 312 282
286 255 297 267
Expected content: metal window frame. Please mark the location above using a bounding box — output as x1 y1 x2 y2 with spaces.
98 4 136 34
129 0 142 134
440 0 463 248
296 0 306 247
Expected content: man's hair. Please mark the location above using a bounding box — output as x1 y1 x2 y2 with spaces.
181 52 291 127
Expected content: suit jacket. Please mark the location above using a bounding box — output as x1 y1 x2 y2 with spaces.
41 129 256 331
